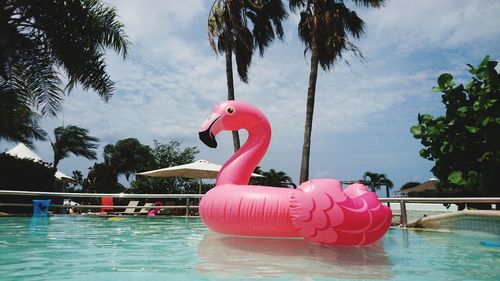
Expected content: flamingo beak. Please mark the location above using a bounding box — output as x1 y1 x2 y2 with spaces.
199 114 220 148
199 128 217 148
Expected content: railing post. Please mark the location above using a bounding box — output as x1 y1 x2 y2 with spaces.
185 197 190 217
400 199 408 228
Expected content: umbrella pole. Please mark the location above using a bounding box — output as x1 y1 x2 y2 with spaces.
198 179 203 206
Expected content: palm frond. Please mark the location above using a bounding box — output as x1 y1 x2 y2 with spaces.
3 0 129 100
341 7 365 39
8 54 64 117
289 0 307 13
208 0 287 82
52 125 99 168
351 0 386 8
233 27 253 83
292 0 383 70
83 0 129 57
0 83 47 146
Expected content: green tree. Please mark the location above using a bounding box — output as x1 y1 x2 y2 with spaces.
208 0 287 152
411 56 500 196
51 125 99 170
103 138 153 181
84 162 124 193
250 166 293 187
361 171 394 197
289 0 385 183
67 170 84 191
82 138 153 193
0 0 128 144
129 141 199 194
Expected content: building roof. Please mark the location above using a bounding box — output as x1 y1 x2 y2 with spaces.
6 143 74 182
6 143 43 162
398 179 438 193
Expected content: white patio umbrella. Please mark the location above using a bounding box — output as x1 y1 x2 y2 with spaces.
137 159 263 194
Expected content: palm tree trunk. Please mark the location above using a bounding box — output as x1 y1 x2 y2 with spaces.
51 143 60 170
224 41 241 152
299 42 319 183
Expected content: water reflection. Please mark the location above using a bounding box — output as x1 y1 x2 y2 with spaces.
29 216 49 238
197 232 393 279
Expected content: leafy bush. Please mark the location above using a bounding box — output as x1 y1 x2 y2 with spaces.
411 56 499 197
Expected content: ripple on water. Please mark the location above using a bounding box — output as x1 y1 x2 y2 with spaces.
0 216 499 281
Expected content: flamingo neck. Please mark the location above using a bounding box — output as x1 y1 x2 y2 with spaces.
216 121 271 185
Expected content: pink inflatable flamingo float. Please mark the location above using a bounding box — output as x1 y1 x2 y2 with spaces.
147 201 164 217
198 101 392 246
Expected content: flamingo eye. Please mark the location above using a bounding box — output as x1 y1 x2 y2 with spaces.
226 106 235 115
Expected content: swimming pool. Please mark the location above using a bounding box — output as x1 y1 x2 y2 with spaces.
0 216 498 281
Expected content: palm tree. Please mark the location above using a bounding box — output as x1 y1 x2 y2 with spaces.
250 166 293 187
289 0 385 183
208 0 287 152
85 162 124 194
0 0 128 144
263 169 294 187
103 138 153 181
68 170 84 191
50 125 99 170
361 171 394 197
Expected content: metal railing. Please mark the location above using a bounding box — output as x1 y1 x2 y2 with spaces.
0 190 203 216
1 190 498 225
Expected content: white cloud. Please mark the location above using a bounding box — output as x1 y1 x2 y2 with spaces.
107 0 205 41
360 0 500 55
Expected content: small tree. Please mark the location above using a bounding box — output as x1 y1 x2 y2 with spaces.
360 171 393 197
82 138 152 194
51 125 99 170
67 170 84 191
250 166 293 187
104 138 153 181
411 56 500 196
85 162 124 194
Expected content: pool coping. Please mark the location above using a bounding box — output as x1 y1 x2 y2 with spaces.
407 210 500 230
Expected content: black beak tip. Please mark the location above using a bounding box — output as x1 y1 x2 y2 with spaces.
199 130 217 148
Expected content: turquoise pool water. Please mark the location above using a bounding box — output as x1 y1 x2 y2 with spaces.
0 216 499 281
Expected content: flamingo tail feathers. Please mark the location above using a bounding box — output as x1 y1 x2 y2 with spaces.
289 180 392 246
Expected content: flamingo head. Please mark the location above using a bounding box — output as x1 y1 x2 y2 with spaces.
199 100 268 148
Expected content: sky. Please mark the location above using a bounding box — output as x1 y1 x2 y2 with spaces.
2 0 499 195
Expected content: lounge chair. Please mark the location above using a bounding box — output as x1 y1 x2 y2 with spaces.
139 203 154 214
123 201 139 214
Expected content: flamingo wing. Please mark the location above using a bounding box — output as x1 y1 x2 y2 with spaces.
290 180 392 246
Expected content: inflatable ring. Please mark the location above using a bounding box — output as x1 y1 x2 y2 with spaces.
198 101 392 246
